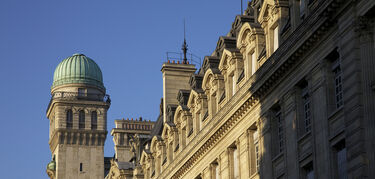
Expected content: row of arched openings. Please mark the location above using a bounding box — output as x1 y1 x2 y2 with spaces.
66 110 97 129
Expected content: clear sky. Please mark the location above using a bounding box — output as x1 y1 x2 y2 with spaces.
0 0 247 178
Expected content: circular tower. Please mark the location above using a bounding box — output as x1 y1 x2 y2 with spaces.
46 53 110 179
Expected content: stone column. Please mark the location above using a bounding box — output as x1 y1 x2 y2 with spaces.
309 64 331 179
219 149 230 179
239 132 250 178
281 87 299 179
357 16 375 178
260 112 273 179
338 13 368 178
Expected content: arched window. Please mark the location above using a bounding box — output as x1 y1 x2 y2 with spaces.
91 111 97 130
66 109 73 129
79 110 85 129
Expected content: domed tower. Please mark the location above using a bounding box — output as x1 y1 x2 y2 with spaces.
46 54 110 179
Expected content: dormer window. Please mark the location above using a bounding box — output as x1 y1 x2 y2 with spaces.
273 26 279 53
251 52 257 75
232 74 236 96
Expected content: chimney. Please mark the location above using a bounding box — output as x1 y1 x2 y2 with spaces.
161 62 196 123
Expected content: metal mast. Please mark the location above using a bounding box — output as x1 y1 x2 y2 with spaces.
182 19 188 64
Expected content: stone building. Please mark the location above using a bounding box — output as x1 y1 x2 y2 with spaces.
46 0 375 178
46 54 111 179
46 54 155 179
139 0 375 179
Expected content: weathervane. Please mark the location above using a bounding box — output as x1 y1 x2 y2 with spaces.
182 19 188 64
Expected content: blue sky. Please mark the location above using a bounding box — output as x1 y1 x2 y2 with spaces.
0 0 246 178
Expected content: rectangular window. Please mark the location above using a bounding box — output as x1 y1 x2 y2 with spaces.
276 111 284 153
251 52 256 75
335 140 347 179
304 163 314 179
302 86 311 133
80 163 83 172
214 163 220 179
253 131 260 172
273 26 279 52
332 59 343 109
233 148 239 178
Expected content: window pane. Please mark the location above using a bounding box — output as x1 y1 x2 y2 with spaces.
79 111 85 129
337 148 347 179
251 52 256 75
215 164 220 179
91 111 97 130
66 110 73 129
273 26 279 52
232 75 236 95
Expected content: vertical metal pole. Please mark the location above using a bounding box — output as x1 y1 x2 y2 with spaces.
241 0 243 14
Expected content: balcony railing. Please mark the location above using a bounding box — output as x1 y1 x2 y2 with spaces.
46 91 110 112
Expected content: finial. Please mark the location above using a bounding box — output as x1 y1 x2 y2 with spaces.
182 19 188 64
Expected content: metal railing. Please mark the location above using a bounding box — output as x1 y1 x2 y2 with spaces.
166 52 202 67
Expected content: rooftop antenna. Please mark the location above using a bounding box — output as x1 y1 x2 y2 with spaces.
241 0 243 14
182 19 188 64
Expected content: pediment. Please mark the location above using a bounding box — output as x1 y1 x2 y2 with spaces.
202 56 220 74
258 0 275 24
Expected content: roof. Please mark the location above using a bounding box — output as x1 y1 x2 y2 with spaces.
116 161 135 170
52 53 104 90
150 114 164 136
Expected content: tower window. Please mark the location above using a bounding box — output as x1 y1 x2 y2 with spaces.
80 163 83 172
79 110 85 129
66 109 73 129
91 111 97 130
78 88 86 97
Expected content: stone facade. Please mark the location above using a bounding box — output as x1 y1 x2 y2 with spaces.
106 118 155 179
46 83 110 179
139 0 375 179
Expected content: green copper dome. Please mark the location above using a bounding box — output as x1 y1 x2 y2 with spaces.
52 53 104 89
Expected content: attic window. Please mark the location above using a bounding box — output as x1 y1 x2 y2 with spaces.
162 157 167 165
188 128 194 137
219 91 226 104
273 26 279 52
237 69 245 84
174 143 180 152
202 111 209 122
